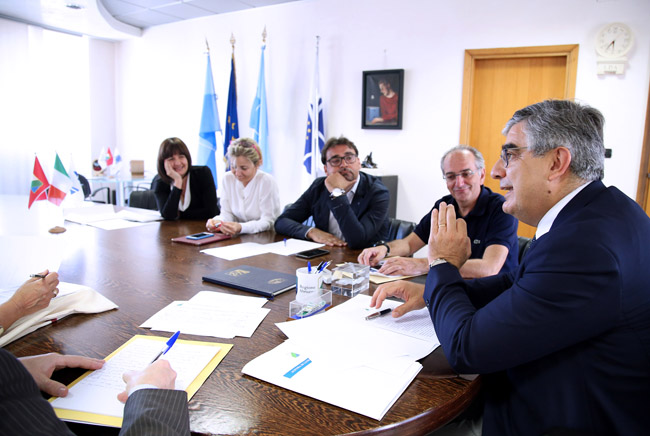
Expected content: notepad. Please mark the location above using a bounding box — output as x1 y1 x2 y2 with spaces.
50 335 232 428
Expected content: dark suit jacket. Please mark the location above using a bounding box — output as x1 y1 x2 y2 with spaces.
0 348 190 435
424 181 650 436
274 172 389 249
154 166 219 220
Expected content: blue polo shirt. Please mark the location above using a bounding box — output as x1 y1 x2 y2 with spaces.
413 186 519 273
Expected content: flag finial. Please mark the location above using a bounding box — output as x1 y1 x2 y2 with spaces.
316 35 320 55
230 33 236 52
262 26 267 43
205 38 210 53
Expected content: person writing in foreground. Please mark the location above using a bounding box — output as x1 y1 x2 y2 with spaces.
0 349 190 435
358 145 518 278
275 136 389 249
0 270 59 336
371 100 650 435
206 138 280 236
154 137 219 221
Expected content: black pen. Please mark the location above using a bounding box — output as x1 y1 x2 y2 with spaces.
30 274 46 279
365 308 392 320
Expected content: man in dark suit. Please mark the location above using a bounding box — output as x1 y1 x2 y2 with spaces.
0 349 190 435
371 100 650 435
275 136 389 249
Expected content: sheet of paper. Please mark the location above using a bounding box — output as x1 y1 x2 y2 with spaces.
368 267 420 284
242 339 421 421
89 218 150 230
141 300 270 338
264 239 325 256
188 290 268 309
201 242 269 260
63 205 116 224
51 336 221 419
115 209 162 222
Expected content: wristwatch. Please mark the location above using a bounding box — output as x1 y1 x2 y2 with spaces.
429 258 448 268
330 188 345 199
375 241 390 256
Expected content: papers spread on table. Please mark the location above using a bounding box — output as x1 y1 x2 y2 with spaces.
63 205 162 230
0 282 118 347
141 291 270 339
242 294 440 420
368 267 421 284
51 335 232 428
201 238 324 261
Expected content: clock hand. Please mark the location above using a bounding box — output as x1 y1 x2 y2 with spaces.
607 40 615 51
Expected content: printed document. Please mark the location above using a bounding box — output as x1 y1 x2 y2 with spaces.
51 335 231 427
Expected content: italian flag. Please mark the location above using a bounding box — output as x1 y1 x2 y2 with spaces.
28 156 50 209
49 153 73 206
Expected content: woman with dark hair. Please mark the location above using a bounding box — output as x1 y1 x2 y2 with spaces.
153 137 219 220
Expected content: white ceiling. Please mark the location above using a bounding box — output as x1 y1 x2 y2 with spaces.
0 0 302 40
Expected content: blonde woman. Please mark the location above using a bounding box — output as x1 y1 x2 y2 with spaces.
206 138 280 235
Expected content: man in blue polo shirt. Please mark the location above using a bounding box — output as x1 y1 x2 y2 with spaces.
358 145 518 278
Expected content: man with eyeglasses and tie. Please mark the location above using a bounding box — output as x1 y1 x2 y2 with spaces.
359 145 518 278
275 136 389 249
371 100 650 435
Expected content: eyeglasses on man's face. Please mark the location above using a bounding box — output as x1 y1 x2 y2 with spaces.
500 146 528 168
327 153 358 167
443 169 475 182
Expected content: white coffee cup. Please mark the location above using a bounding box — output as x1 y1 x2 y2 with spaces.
296 267 324 304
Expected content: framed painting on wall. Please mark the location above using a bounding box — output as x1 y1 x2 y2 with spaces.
362 69 404 129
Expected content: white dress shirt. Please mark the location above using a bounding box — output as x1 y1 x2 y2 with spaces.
535 181 590 239
214 170 280 234
328 176 360 241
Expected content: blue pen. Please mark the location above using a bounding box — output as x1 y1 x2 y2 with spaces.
150 330 180 364
307 261 312 274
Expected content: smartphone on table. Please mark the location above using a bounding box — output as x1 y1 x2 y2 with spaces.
186 232 214 240
295 248 330 259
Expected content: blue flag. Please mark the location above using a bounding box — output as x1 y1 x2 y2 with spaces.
250 45 271 174
223 54 239 165
303 44 325 181
198 52 221 189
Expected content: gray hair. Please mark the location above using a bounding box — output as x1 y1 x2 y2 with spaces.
227 137 262 166
503 100 605 181
440 145 485 173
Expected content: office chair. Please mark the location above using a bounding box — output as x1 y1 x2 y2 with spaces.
128 175 159 210
77 174 112 204
386 218 416 241
518 236 532 263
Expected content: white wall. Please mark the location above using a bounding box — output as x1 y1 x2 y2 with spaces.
113 0 650 223
2 0 649 225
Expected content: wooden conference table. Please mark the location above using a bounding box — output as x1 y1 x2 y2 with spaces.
6 217 480 436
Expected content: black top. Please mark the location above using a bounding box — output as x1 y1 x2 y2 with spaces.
154 166 219 220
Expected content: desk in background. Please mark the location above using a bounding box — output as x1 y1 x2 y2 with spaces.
89 174 154 206
5 217 479 436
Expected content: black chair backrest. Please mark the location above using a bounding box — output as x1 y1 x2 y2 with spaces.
518 236 532 263
387 218 416 241
77 174 91 198
129 190 158 210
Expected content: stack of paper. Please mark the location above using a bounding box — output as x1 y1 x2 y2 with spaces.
63 205 162 230
242 294 439 420
141 291 270 338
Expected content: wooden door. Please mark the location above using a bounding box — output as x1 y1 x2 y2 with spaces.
635 84 650 217
460 45 579 238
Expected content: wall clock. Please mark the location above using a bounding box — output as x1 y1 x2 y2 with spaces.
595 22 634 75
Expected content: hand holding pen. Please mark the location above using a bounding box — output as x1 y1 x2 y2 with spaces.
150 330 180 363
116 331 181 403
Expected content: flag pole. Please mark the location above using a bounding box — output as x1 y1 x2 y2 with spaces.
311 35 320 178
